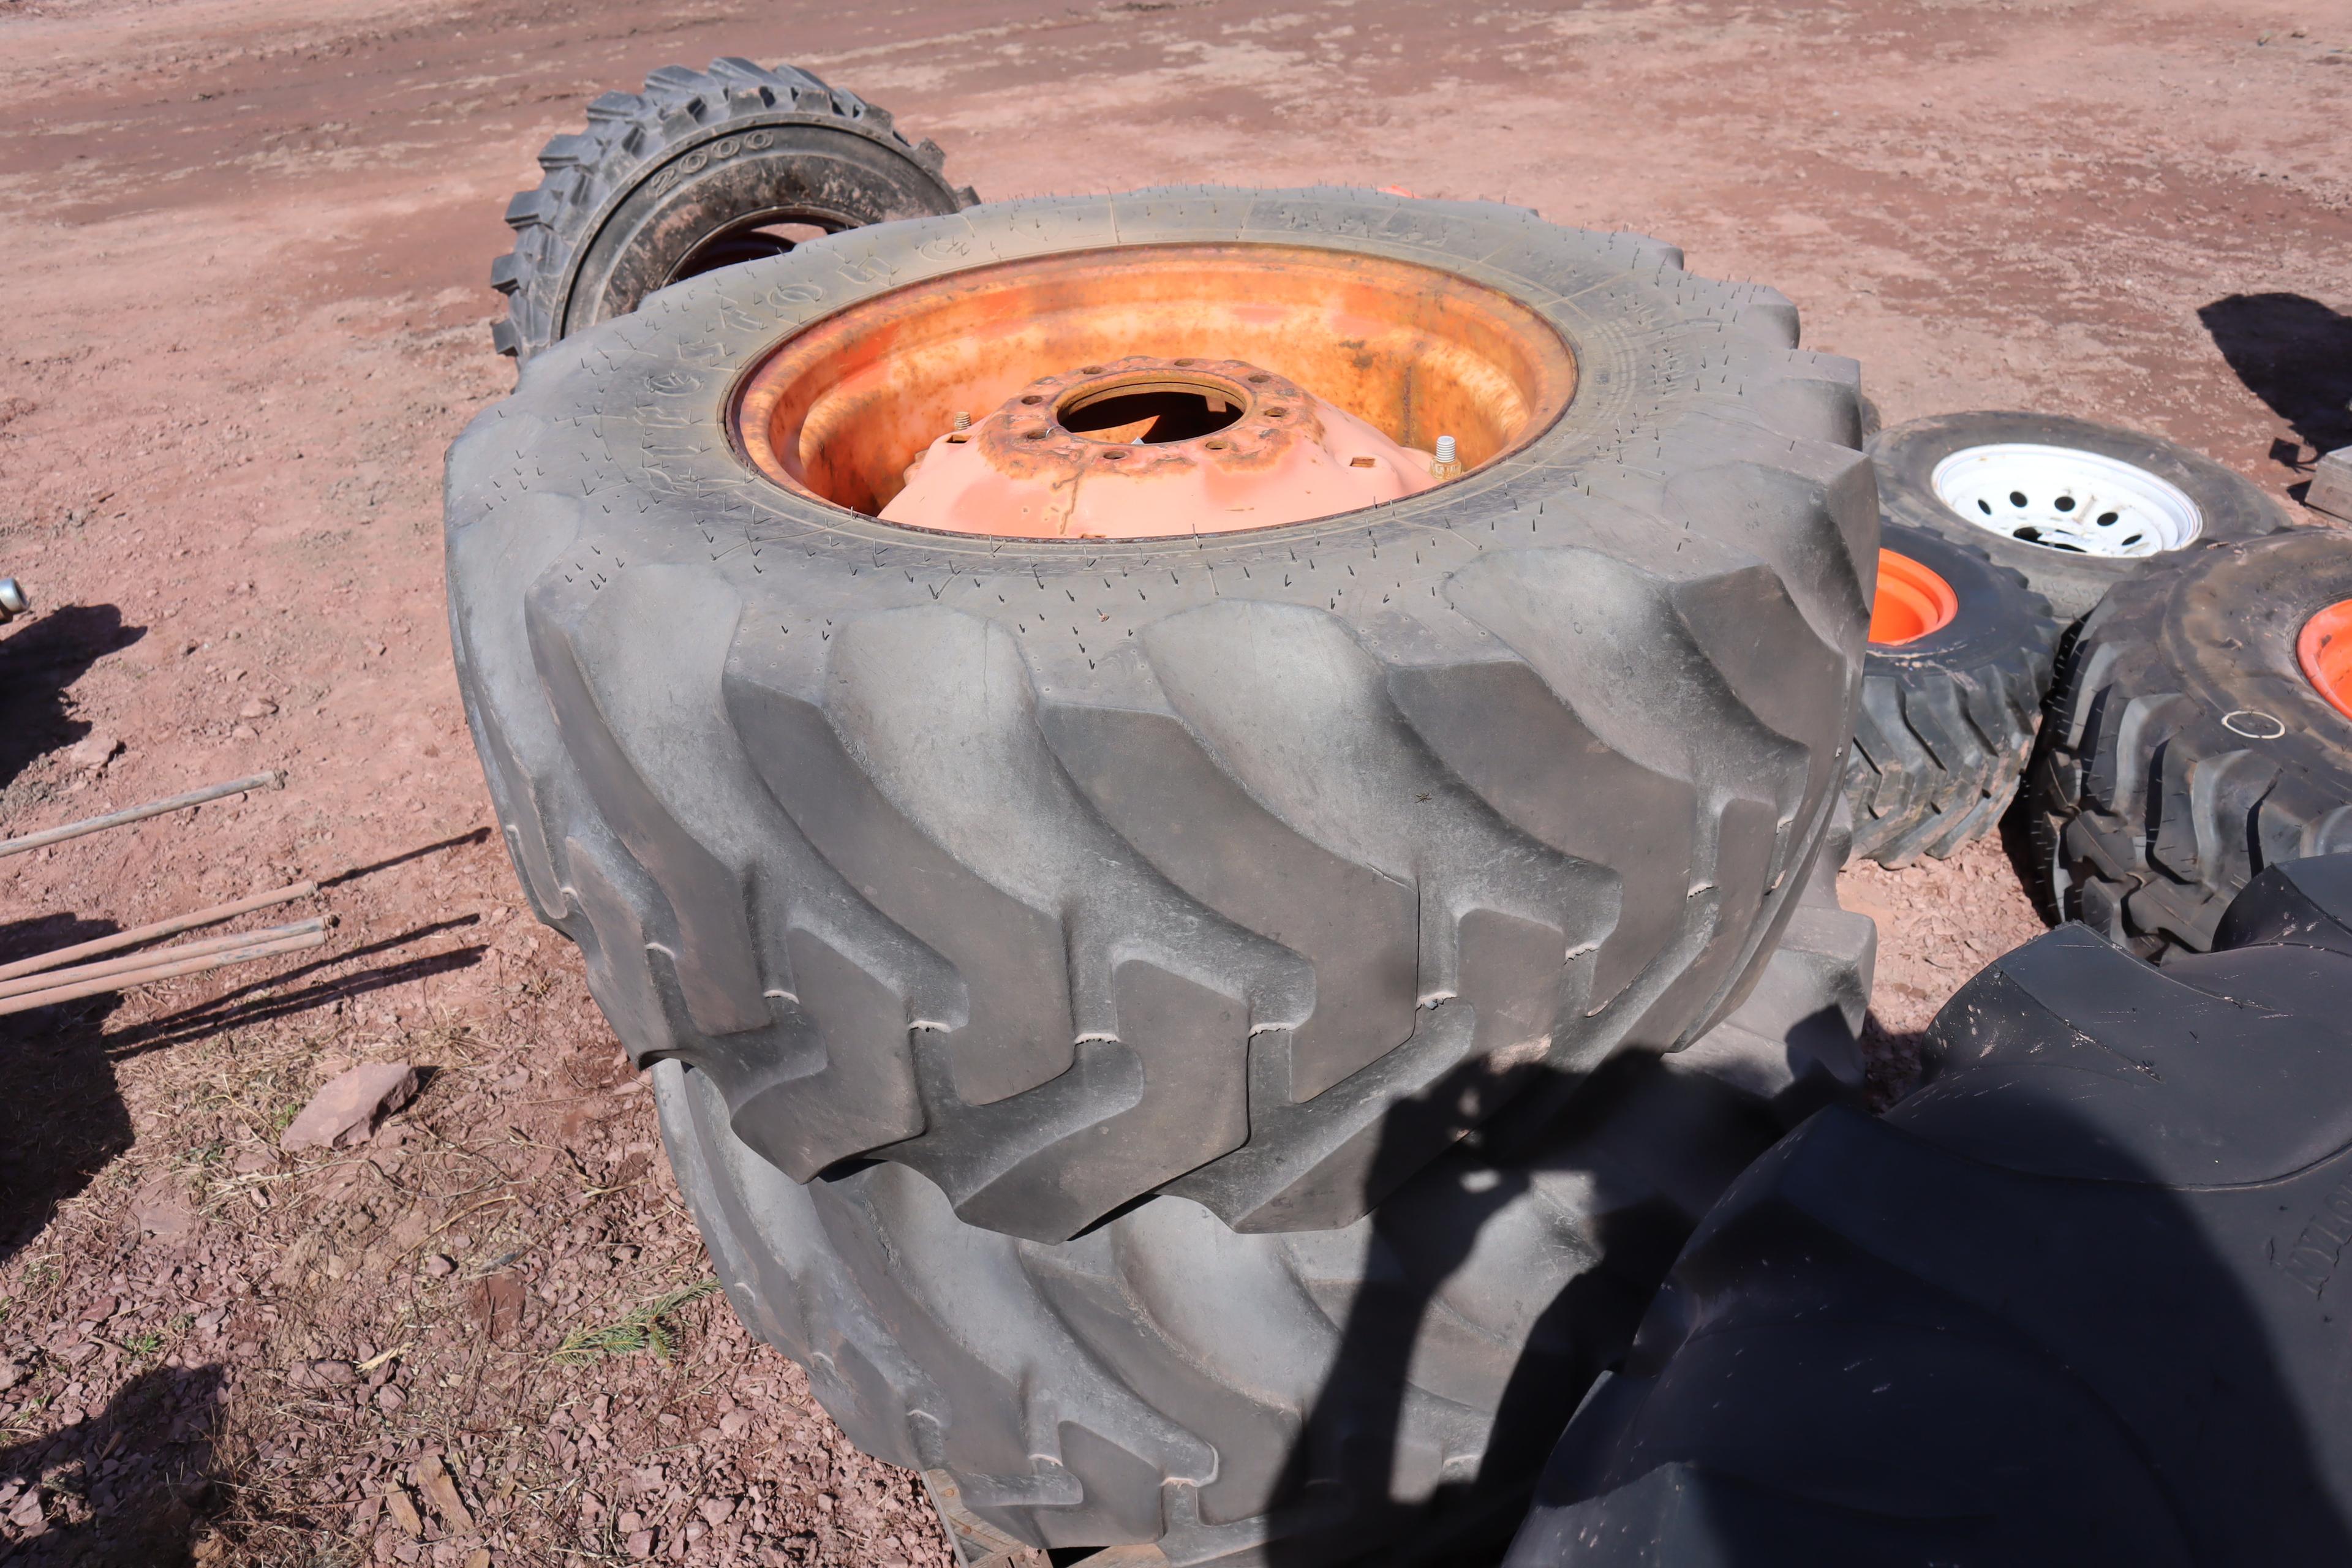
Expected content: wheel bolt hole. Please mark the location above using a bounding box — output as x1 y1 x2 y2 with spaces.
946 434 970 444
1022 427 1050 441
1349 456 1376 469
1020 394 1046 405
2055 495 2077 511
2097 511 2120 526
1246 373 1271 384
1101 449 1128 461
1265 407 1288 418
1977 499 1993 515
1204 439 1229 451
1080 364 1106 374
2009 491 2029 507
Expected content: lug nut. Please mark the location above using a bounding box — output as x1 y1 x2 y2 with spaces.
1431 434 1462 480
952 411 971 431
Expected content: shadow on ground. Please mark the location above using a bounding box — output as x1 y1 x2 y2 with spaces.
0 913 127 1267
0 1364 225 1566
102 917 484 1062
0 829 489 1257
0 605 143 793
2199 292 2352 464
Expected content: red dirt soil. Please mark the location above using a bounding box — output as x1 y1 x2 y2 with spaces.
0 0 2343 1562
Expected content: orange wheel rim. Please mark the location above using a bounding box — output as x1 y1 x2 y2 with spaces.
731 243 1577 539
2300 598 2352 722
1869 549 1959 646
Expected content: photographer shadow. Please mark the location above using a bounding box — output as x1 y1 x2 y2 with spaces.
0 1363 227 1565
1255 1021 1849 1568
0 603 143 793
1512 913 2352 1564
0 911 128 1267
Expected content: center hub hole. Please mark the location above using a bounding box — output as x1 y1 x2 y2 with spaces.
1060 379 1249 445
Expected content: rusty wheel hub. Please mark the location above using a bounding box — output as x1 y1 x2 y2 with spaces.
2301 597 2352 723
731 243 1577 540
883 356 1438 538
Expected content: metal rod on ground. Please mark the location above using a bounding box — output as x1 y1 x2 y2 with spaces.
0 918 326 1002
0 928 327 1017
0 880 319 982
0 771 285 859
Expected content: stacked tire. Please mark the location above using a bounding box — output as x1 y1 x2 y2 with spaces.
451 177 1880 1561
658 849 1872 1564
1507 853 2352 1567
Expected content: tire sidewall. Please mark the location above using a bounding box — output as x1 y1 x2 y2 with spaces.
2152 532 2352 784
1871 410 2290 618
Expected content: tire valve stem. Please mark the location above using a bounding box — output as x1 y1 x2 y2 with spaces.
1431 434 1462 480
951 411 971 431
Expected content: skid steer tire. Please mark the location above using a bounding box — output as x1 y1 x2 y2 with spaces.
1842 522 2063 867
2022 528 2352 957
658 853 1873 1567
1870 410 2290 620
448 187 1874 1244
1504 853 2352 1568
489 58 974 366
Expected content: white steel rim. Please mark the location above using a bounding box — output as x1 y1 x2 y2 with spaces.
1929 443 2202 557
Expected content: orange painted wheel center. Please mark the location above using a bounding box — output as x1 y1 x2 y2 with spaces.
2300 598 2352 722
731 243 1577 540
1869 549 1959 646
883 356 1438 538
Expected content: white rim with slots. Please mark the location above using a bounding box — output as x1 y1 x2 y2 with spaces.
1929 443 2202 557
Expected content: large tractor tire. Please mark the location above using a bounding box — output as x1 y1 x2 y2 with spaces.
489 58 974 366
1869 410 2290 619
658 850 1873 1566
2024 528 2352 956
1842 521 2062 867
448 188 1874 1245
1506 853 2352 1568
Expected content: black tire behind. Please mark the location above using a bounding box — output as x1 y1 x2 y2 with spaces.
1871 410 2289 619
659 851 1874 1566
449 189 1876 1245
1507 853 2352 1568
2024 528 2352 956
489 58 974 366
1842 521 2062 867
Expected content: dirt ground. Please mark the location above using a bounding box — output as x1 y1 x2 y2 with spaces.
0 0 2344 1561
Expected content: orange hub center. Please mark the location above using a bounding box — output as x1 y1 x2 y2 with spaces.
2300 598 2352 722
731 243 1576 539
1869 549 1959 646
883 355 1441 538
